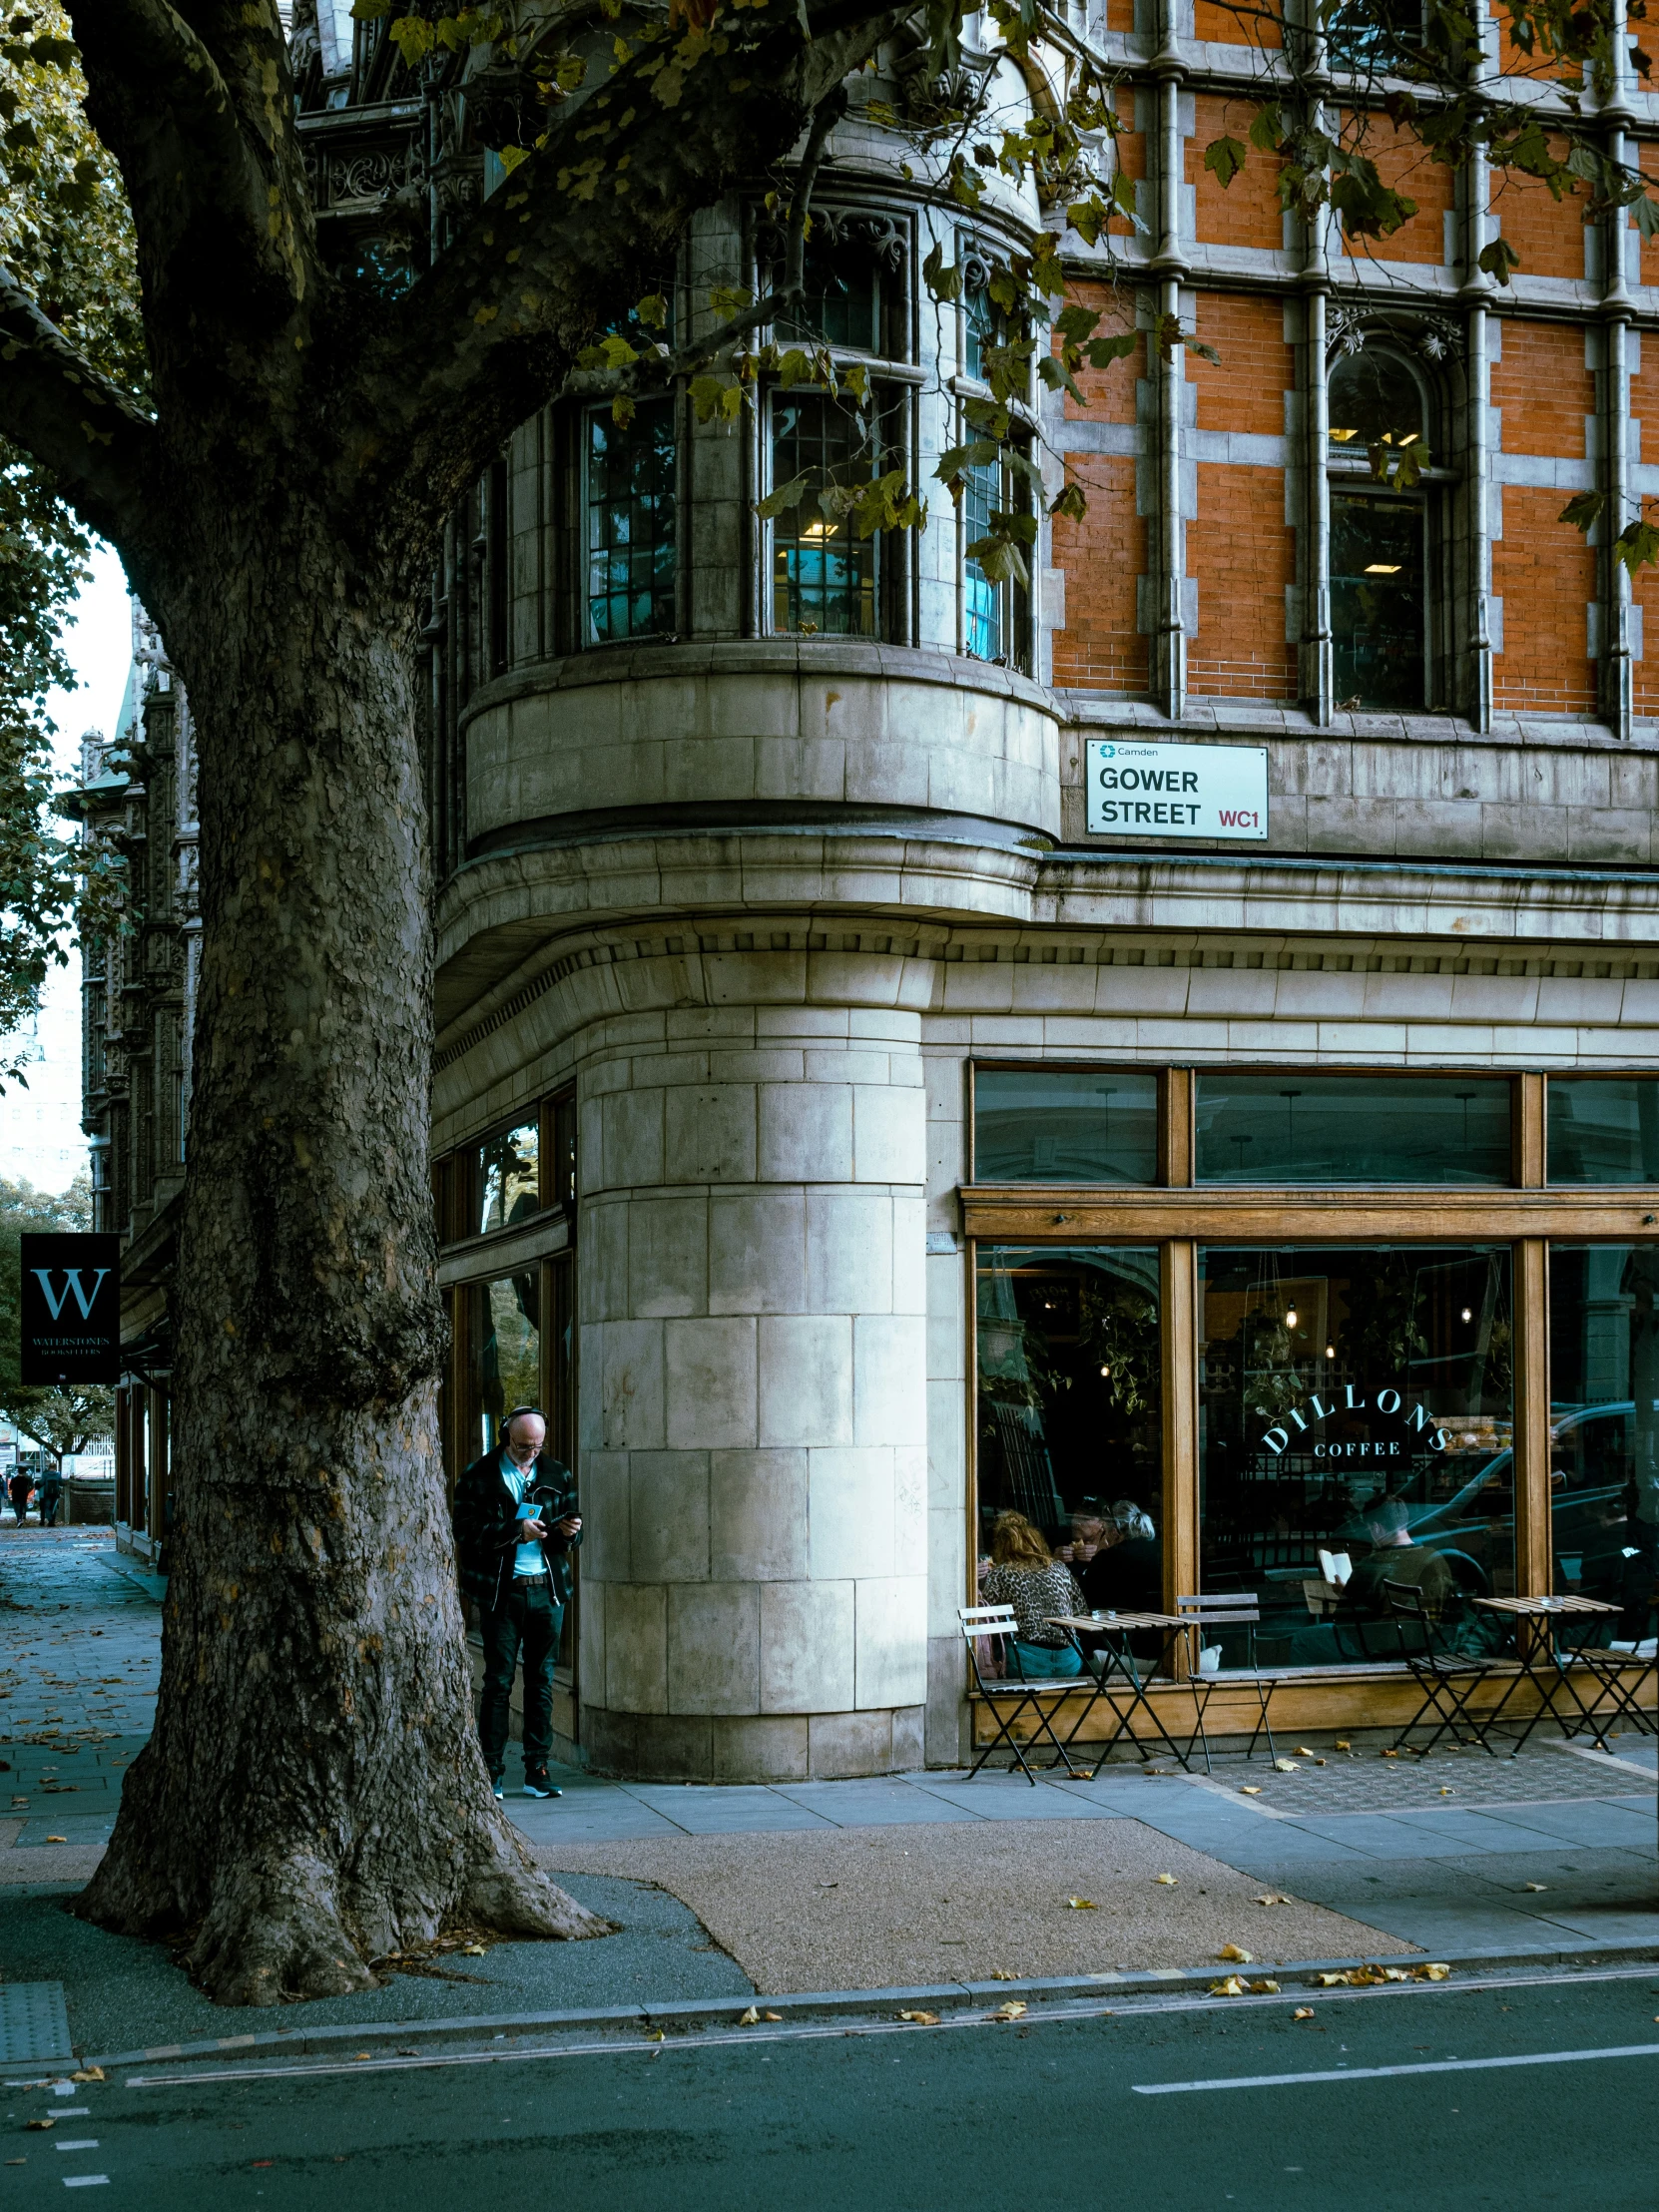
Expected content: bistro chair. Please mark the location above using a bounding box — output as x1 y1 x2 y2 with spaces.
1384 1578 1524 1756
958 1604 1089 1785
1175 1593 1279 1772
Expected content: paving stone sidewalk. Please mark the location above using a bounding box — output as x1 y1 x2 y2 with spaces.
3 1529 1654 2023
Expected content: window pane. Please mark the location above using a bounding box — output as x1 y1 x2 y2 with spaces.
1548 1078 1659 1184
774 232 881 352
1548 1246 1659 1636
1331 491 1425 711
1327 0 1424 70
963 450 1002 661
772 397 878 637
1198 1244 1515 1668
586 398 676 644
976 1247 1162 1555
467 1270 541 1461
477 1121 541 1234
974 1068 1158 1184
1328 347 1427 452
963 283 998 381
1196 1073 1511 1184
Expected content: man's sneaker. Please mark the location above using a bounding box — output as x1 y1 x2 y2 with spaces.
522 1771 562 1800
491 1777 505 1800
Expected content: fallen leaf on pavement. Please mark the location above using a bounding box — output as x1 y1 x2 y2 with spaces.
1524 1883 1548 1893
1247 1979 1281 1994
44 1837 66 1844
643 2029 665 2041
897 2010 940 2025
25 2119 54 2131
69 2070 103 2084
1066 1898 1097 1910
1294 1746 1317 1756
989 2001 1027 2021
1155 1873 1178 1886
1439 1788 1454 1796
990 1969 1019 1981
1253 1893 1291 1906
1415 1964 1451 1981
1380 1749 1398 1759
738 2007 762 2024
1293 2007 1315 2021
1208 1975 1247 1997
1239 1785 1263 1796
1335 1739 1352 1750
1216 1944 1254 1963
1272 1759 1301 1772
351 2052 372 2061
460 1943 487 1956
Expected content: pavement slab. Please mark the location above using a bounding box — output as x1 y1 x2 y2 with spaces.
527 1816 1419 1992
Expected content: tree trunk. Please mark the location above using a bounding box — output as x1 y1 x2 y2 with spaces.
77 507 607 2003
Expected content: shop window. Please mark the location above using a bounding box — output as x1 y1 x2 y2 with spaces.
550 1086 578 1214
1196 1073 1511 1184
770 394 881 637
1197 1244 1515 1668
464 1270 540 1462
1328 345 1431 712
770 222 894 355
960 444 1032 672
1547 1077 1659 1184
975 1246 1162 1557
585 398 677 645
476 1120 542 1235
1326 0 1424 70
973 1067 1158 1184
1548 1246 1659 1635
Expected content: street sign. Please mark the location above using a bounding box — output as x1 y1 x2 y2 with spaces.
18 1234 121 1384
1084 739 1269 840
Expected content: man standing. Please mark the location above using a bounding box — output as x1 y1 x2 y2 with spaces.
452 1406 581 1801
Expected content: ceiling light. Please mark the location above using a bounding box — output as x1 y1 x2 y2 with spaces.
1325 1344 1336 1360
1099 1365 1111 1378
1285 1306 1299 1330
1364 563 1401 575
1460 1307 1473 1322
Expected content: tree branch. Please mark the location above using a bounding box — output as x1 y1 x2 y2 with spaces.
63 0 317 356
344 8 910 527
0 266 159 553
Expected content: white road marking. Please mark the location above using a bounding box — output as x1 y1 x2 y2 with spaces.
1134 2043 1659 2094
61 2179 109 2189
54 2143 99 2151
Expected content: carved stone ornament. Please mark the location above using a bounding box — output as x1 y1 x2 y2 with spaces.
1327 303 1463 365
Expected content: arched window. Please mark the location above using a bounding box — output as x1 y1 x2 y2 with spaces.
1327 343 1433 712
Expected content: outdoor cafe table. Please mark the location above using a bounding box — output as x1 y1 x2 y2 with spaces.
1044 1612 1199 1777
1472 1594 1623 1752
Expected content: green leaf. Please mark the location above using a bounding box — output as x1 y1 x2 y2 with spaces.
611 394 636 427
1203 134 1248 188
710 285 754 322
1248 104 1283 152
1558 490 1608 532
1054 303 1102 343
921 242 962 302
1050 481 1088 523
1614 516 1659 575
1184 338 1222 365
28 34 78 65
634 292 668 329
1083 332 1139 368
1477 236 1522 283
756 472 812 521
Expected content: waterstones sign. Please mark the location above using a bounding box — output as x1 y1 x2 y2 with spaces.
19 1233 121 1385
1085 740 1269 839
1258 1385 1450 1460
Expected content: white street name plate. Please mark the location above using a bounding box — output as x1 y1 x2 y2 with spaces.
1084 739 1269 839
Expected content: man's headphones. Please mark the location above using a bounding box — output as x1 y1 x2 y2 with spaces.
502 1404 546 1439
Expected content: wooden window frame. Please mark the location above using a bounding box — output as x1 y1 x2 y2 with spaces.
963 1064 1659 1671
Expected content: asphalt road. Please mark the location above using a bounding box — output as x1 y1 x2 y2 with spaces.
6 1964 1659 2211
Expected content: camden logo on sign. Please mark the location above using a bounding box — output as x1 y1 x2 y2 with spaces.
1258 1384 1450 1461
19 1233 121 1384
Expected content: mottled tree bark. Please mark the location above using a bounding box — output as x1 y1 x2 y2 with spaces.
77 517 606 2000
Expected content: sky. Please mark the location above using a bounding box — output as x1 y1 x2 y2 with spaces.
1 541 134 1196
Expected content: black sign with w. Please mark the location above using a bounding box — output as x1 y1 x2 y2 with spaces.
19 1234 122 1384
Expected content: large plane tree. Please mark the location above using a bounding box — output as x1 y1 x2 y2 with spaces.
0 0 1648 2002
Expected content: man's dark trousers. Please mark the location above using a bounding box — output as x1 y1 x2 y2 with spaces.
478 1575 562 1779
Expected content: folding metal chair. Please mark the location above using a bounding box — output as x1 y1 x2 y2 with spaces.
1385 1579 1524 1755
1176 1593 1279 1772
958 1604 1087 1785
1572 1641 1658 1744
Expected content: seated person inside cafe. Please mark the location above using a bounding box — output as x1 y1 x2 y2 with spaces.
1335 1494 1455 1629
1081 1500 1164 1616
980 1510 1087 1677
452 1404 581 1801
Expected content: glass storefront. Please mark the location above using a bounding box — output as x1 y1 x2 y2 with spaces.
1198 1246 1514 1665
1549 1246 1659 1640
1547 1078 1659 1184
975 1068 1159 1184
975 1246 1162 1556
465 1270 541 1461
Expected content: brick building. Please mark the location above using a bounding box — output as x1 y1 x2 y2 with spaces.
85 1 1659 1769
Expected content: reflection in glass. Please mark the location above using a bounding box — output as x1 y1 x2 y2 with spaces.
771 397 878 637
1198 1245 1514 1668
1196 1073 1510 1184
975 1247 1162 1554
468 1271 541 1460
477 1121 541 1234
585 399 676 644
974 1067 1159 1184
963 446 1002 662
1548 1078 1659 1184
1326 0 1424 70
773 232 883 352
1328 346 1426 453
1331 491 1425 712
1548 1247 1659 1646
